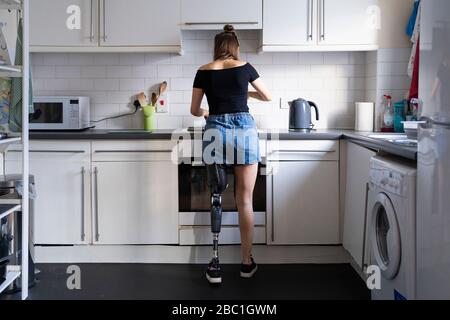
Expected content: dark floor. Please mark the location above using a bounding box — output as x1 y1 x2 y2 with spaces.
1 263 370 300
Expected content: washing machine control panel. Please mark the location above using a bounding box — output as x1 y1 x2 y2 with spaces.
371 167 406 197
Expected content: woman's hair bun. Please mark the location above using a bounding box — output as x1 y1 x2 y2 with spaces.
223 24 235 33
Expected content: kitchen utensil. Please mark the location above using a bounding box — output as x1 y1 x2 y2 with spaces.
137 92 147 107
355 102 374 131
151 92 158 106
158 81 168 98
288 98 319 131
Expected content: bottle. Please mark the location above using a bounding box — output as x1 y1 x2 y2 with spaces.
381 95 394 132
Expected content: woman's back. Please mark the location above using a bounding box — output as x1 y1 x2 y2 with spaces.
193 61 259 115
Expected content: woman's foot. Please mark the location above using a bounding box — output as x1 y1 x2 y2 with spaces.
206 258 222 284
240 257 258 278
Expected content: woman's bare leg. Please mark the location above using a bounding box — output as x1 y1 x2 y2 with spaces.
234 163 258 265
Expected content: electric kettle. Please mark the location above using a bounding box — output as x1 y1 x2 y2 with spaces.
288 99 319 131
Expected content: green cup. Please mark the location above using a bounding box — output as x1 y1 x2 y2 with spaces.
142 105 156 131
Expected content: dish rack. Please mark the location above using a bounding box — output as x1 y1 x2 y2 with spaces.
0 0 30 300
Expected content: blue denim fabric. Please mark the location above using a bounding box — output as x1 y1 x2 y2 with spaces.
203 112 260 165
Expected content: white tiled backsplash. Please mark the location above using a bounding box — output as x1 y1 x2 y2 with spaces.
31 31 411 130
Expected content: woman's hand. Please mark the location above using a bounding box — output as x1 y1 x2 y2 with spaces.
203 109 209 119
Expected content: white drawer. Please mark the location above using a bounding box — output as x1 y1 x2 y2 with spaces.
6 140 90 161
179 211 266 226
267 140 339 161
179 226 266 245
92 140 177 162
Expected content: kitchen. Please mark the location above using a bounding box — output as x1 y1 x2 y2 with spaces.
0 0 448 304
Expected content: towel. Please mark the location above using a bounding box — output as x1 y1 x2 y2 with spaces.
406 0 420 38
408 1 421 78
9 17 33 132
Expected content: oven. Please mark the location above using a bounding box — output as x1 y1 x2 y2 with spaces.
178 162 266 213
178 161 267 245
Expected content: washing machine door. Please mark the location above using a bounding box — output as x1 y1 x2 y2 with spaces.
370 192 401 280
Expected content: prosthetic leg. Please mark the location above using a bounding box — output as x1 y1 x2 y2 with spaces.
205 164 228 284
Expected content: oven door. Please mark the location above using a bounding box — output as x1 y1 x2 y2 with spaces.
179 163 266 213
30 97 71 130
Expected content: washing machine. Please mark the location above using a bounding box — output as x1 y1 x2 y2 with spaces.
366 156 416 300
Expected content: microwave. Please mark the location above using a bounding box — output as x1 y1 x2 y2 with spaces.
30 96 91 130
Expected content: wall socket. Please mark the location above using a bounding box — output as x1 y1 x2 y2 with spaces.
156 93 169 113
279 97 289 109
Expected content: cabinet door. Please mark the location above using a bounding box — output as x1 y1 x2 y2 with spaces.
181 0 262 29
269 161 339 244
30 0 98 47
92 161 178 244
343 142 376 269
263 0 315 46
318 0 378 46
100 0 181 47
6 146 90 245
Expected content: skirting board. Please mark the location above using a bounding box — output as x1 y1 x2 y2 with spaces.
34 245 351 264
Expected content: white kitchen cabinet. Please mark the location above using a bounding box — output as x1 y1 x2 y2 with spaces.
343 141 376 269
261 0 379 51
263 0 315 46
30 0 181 52
100 0 181 47
91 141 178 244
266 140 340 245
30 0 98 47
181 0 262 30
318 0 379 46
5 141 91 245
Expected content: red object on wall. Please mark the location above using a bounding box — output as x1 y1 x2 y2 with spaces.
409 36 420 100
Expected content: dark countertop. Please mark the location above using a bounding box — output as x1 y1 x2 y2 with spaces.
29 128 417 160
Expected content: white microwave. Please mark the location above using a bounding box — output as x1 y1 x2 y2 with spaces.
30 96 91 130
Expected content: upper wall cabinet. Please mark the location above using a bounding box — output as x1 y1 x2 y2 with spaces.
181 0 262 30
30 0 181 53
262 0 379 52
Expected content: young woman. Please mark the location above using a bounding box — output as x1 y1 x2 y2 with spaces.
190 25 272 284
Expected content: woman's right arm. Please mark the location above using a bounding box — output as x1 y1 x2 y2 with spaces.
249 78 272 102
190 88 209 117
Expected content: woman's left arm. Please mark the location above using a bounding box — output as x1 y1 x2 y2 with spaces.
190 88 209 117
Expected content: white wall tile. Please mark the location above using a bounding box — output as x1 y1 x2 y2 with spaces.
157 65 183 78
171 78 193 90
311 65 337 77
68 79 94 91
119 53 145 65
43 53 69 66
119 78 145 91
247 53 273 65
107 66 133 78
324 52 349 65
55 66 81 78
68 54 95 66
299 53 324 65
93 103 121 117
132 65 157 78
81 66 107 78
273 53 299 65
34 66 55 78
94 79 120 91
157 116 183 129
107 91 136 104
93 53 120 65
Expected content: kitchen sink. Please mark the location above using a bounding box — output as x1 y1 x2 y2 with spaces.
368 134 417 147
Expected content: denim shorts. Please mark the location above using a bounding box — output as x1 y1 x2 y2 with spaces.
203 112 260 165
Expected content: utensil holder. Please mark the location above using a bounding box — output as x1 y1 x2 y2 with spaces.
142 105 156 131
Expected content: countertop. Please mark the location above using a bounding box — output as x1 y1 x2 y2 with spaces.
29 128 417 160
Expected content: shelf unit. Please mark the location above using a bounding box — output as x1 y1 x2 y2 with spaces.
0 0 29 300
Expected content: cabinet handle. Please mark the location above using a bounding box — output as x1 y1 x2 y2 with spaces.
361 182 370 269
102 0 107 42
94 150 172 153
8 150 86 154
81 167 85 242
184 22 259 26
89 0 94 42
271 150 336 154
320 0 325 41
307 0 313 41
94 167 99 242
271 173 275 242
